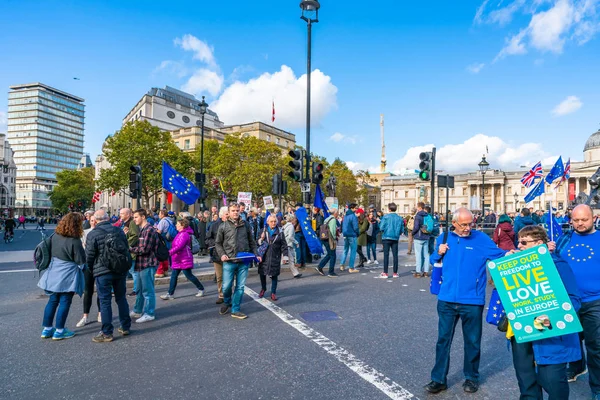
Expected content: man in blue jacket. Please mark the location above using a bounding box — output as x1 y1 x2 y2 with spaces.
378 202 404 279
513 208 536 245
425 208 508 395
412 202 431 278
340 203 360 273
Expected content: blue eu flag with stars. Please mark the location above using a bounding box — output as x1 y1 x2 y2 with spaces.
486 289 505 326
162 161 200 205
545 156 564 184
295 206 324 255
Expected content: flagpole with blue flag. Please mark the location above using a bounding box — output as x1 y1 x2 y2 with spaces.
524 178 545 204
294 206 324 255
545 156 564 185
313 184 330 219
161 161 200 205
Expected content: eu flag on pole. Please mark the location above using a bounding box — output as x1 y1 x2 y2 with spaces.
524 178 545 204
295 206 324 255
314 184 330 219
161 161 200 205
545 156 564 184
486 289 505 326
545 211 563 242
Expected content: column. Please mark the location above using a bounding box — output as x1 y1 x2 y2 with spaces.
500 183 505 212
575 177 580 196
491 183 496 211
476 184 481 209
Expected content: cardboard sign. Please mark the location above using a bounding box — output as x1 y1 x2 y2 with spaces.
263 196 275 211
488 245 582 343
325 196 338 211
237 192 252 206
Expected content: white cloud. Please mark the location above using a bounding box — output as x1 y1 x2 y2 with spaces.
212 65 338 129
329 132 357 144
345 161 380 173
528 0 575 53
390 134 555 173
466 63 486 73
552 95 583 116
494 29 528 62
181 68 224 97
173 34 217 68
330 132 345 142
488 0 527 25
153 60 189 78
474 0 490 24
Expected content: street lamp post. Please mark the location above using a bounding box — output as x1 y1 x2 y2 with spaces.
199 96 208 211
478 155 490 215
514 192 519 212
300 0 320 205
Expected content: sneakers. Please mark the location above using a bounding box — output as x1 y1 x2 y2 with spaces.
135 314 155 323
97 313 102 323
127 291 137 297
92 332 113 343
76 316 89 328
373 260 379 265
52 329 76 341
566 367 588 382
117 327 130 336
216 297 224 304
393 273 399 278
413 272 422 278
348 268 359 273
378 272 389 279
231 312 248 319
339 264 345 271
258 290 265 299
271 293 277 301
366 260 373 265
315 266 325 276
154 273 165 278
219 304 231 315
129 311 142 319
41 327 55 339
327 273 339 278
462 380 479 393
424 381 447 394
195 290 205 297
160 293 174 300
293 274 303 278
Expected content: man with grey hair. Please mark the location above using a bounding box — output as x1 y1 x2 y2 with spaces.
282 214 302 278
85 209 132 342
425 207 508 394
83 210 93 230
205 206 229 303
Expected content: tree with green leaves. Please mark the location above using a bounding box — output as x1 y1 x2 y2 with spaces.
96 121 194 207
49 167 95 213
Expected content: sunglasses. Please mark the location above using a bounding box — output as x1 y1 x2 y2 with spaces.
519 239 537 245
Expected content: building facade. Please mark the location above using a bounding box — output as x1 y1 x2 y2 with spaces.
380 129 600 216
0 133 17 215
122 86 224 131
7 83 85 216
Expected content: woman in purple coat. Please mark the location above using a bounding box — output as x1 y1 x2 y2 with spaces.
160 218 205 300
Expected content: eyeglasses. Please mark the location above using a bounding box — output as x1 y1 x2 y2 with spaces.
519 239 537 245
454 222 472 229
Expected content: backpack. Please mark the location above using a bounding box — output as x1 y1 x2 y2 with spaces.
421 214 434 234
34 234 54 273
156 234 170 262
431 218 440 237
190 234 201 254
164 219 178 241
319 223 331 241
101 231 132 275
407 216 415 231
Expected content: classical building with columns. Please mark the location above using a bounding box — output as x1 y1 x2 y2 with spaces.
380 129 600 216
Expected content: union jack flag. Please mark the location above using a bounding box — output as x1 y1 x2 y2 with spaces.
555 158 571 189
520 161 543 188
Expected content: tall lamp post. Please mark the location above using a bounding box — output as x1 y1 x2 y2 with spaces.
478 155 490 214
300 0 320 205
198 96 208 211
514 192 519 212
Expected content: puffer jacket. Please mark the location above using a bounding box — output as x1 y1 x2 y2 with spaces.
215 218 257 260
85 221 131 278
206 219 223 263
258 227 288 277
492 222 515 251
169 226 194 270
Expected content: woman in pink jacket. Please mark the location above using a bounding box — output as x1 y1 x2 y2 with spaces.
160 218 205 300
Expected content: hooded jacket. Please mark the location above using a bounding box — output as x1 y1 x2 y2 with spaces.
412 210 431 241
169 226 195 270
513 215 535 245
430 230 507 305
493 222 516 251
342 210 359 238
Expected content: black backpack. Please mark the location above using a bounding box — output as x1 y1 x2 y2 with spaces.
34 234 54 273
156 234 170 262
101 231 132 275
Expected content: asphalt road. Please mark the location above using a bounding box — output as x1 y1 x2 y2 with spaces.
0 236 592 400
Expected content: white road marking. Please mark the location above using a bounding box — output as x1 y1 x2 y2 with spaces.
245 287 418 400
0 269 36 273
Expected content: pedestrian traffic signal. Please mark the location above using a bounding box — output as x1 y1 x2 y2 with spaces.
418 152 433 181
311 162 324 184
288 150 304 182
129 165 142 199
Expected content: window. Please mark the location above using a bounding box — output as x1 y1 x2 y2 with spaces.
276 137 280 144
404 190 408 198
266 135 271 142
184 140 190 150
167 111 175 119
182 116 190 123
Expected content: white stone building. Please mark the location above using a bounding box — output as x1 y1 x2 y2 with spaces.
0 133 17 215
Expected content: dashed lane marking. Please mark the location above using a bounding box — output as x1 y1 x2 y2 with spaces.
0 269 36 273
245 287 418 400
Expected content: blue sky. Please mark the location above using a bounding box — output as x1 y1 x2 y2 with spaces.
0 0 598 174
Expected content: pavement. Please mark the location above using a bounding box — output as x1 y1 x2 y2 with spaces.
0 231 593 400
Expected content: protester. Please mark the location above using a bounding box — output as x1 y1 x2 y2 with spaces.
492 214 516 251
239 202 248 221
356 209 369 268
412 202 431 278
257 215 288 301
85 210 132 343
82 211 93 230
196 211 207 256
129 209 159 323
77 215 101 327
119 208 139 297
160 218 205 300
282 214 302 278
216 203 260 320
424 208 508 394
366 211 379 265
206 206 228 304
513 208 535 246
38 212 86 341
508 225 581 399
340 203 360 273
294 203 308 268
378 203 404 279
316 209 339 277
17 214 26 229
557 205 600 397
154 209 174 278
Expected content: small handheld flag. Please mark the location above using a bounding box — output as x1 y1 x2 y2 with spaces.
545 156 564 184
486 289 505 326
520 161 543 188
524 178 545 204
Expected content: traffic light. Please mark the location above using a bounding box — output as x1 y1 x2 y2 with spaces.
272 173 281 195
195 172 208 203
129 165 142 199
418 152 433 181
288 150 304 182
311 162 324 184
199 187 208 200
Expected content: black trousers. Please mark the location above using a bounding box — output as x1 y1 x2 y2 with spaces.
568 298 600 395
356 246 366 265
260 274 278 294
83 267 100 314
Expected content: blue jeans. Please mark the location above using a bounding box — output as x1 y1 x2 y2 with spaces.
168 269 204 295
222 262 249 313
431 300 484 385
367 241 377 261
569 298 600 395
96 273 131 335
134 266 156 316
319 240 336 274
295 232 307 265
414 239 431 274
382 239 398 274
511 338 569 399
42 292 74 329
129 260 139 293
340 236 357 268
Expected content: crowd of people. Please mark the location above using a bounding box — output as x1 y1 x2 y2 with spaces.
33 198 600 399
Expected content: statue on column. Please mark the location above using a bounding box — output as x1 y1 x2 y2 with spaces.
573 167 600 209
326 174 337 197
